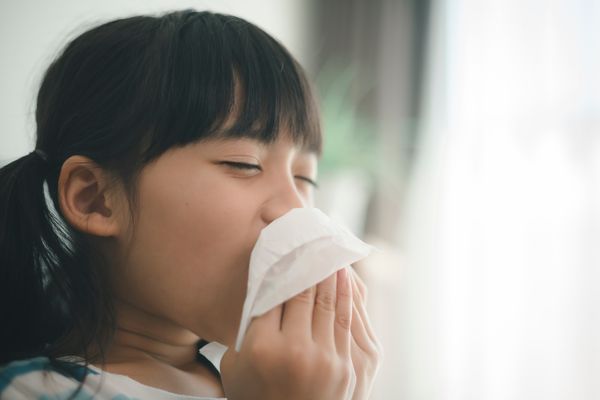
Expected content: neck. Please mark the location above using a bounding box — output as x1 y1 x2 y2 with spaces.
100 299 201 369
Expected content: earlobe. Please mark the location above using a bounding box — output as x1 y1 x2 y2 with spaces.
58 155 122 237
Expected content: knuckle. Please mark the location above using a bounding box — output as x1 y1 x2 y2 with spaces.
287 343 307 361
292 287 315 304
367 345 380 362
315 290 336 311
335 312 352 330
284 345 312 377
341 364 354 386
337 287 352 301
320 355 352 387
314 352 338 376
362 342 383 370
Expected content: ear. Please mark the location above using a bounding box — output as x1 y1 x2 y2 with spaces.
58 155 124 237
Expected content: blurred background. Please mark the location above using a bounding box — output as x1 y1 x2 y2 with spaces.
1 0 599 399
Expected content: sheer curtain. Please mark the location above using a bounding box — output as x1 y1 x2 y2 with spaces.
388 0 600 399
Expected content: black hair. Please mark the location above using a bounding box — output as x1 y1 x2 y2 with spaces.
0 8 321 396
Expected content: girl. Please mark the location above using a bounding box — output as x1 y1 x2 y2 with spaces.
0 9 381 399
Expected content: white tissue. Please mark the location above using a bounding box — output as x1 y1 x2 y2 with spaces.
234 207 374 351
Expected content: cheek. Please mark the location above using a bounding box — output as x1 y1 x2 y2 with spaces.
115 167 258 334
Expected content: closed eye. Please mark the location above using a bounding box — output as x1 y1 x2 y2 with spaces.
221 162 319 189
295 176 319 189
221 161 262 171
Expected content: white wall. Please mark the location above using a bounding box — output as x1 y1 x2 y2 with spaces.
394 1 600 399
0 0 310 161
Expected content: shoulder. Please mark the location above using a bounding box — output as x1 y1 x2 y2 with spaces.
0 356 103 399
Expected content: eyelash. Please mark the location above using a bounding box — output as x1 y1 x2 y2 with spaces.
222 162 319 189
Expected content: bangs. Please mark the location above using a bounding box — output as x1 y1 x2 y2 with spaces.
141 10 322 161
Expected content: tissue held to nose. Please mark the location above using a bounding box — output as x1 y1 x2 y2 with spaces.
234 207 375 351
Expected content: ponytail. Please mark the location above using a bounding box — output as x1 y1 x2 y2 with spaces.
0 150 112 364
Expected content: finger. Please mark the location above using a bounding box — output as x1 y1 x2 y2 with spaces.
280 285 316 339
344 356 357 400
247 303 283 337
349 266 368 304
312 272 337 347
350 301 372 351
350 271 378 343
333 268 352 357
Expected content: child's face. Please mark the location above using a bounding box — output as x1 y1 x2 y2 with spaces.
110 133 318 346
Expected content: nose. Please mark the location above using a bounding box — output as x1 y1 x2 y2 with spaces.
260 177 307 225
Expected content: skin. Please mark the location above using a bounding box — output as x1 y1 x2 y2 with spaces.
58 132 381 399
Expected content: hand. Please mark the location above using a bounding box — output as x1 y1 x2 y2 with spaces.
348 267 383 400
221 269 355 400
